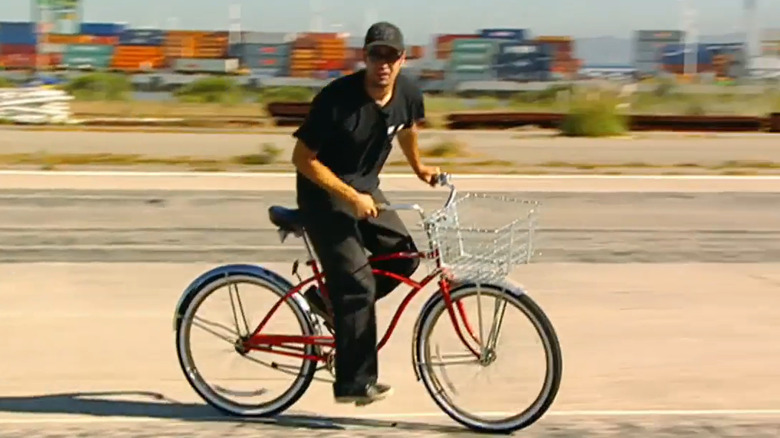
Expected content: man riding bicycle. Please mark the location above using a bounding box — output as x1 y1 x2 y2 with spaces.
290 21 440 406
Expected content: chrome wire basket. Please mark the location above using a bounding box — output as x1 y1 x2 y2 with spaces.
422 192 539 283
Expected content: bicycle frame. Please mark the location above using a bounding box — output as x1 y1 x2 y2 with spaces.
240 173 486 364
241 249 484 363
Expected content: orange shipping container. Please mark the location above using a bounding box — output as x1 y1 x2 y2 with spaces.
111 46 165 71
44 34 118 45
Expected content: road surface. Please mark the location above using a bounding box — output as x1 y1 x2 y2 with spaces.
0 173 778 436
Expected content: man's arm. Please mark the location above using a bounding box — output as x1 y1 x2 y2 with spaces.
290 91 359 204
291 139 359 204
397 85 439 184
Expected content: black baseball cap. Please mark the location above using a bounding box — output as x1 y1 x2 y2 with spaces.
364 21 405 53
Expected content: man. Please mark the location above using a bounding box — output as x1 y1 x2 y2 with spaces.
290 21 440 406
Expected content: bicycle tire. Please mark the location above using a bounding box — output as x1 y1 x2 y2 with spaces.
175 272 318 417
413 282 562 433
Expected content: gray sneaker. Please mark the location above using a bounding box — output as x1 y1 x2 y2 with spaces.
335 383 393 406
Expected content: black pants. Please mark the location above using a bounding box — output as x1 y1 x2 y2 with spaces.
299 188 420 396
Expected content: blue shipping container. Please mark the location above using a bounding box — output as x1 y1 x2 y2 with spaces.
118 29 165 46
479 28 528 41
0 21 36 45
80 22 126 37
661 47 713 66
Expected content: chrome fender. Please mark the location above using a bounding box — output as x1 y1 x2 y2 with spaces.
172 263 311 331
410 280 526 381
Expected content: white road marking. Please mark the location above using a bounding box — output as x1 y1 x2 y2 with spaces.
1 409 780 424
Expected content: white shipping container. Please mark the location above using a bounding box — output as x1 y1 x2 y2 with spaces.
39 43 66 53
173 58 239 73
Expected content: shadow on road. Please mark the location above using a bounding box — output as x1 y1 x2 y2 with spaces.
0 391 477 435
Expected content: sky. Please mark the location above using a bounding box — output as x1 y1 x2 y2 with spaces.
2 0 779 45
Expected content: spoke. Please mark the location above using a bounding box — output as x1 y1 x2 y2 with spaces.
228 282 251 337
486 297 508 351
476 284 485 354
192 316 238 345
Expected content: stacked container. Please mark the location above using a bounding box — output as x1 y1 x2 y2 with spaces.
534 36 579 76
164 31 228 59
434 34 478 60
633 30 685 76
112 29 166 71
478 28 529 41
229 32 295 76
63 43 114 70
494 41 553 81
660 43 745 77
660 44 714 74
0 21 42 69
446 38 501 82
80 22 127 37
289 32 347 78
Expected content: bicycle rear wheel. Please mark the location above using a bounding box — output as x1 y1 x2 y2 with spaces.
414 282 562 433
175 273 318 417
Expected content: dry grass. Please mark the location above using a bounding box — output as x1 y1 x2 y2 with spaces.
233 143 284 165
421 137 472 158
71 100 268 119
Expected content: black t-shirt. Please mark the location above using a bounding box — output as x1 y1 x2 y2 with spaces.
292 69 425 211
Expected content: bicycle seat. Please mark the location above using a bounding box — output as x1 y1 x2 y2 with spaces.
268 206 304 233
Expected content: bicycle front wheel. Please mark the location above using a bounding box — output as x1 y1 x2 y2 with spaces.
414 282 562 433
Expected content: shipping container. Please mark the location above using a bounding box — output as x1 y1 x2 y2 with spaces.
495 53 552 71
242 56 289 70
0 21 36 45
230 43 291 59
449 51 495 64
172 58 239 73
119 29 165 46
39 43 66 54
435 33 478 58
451 38 501 54
164 30 228 58
111 45 165 71
478 28 529 41
65 44 114 58
42 34 118 45
535 37 574 55
0 53 59 69
63 54 112 69
0 44 36 55
80 22 126 37
239 31 297 45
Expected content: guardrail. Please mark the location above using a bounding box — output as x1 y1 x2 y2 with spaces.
265 101 780 133
0 87 74 124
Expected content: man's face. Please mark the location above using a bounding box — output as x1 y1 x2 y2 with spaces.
364 45 405 88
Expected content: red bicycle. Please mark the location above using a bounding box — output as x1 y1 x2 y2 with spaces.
173 173 562 434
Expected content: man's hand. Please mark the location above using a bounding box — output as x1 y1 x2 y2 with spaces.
349 192 379 219
415 165 441 187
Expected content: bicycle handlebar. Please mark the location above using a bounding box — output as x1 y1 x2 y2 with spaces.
376 172 456 219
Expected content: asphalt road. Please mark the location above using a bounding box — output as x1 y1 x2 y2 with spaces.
0 173 779 437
